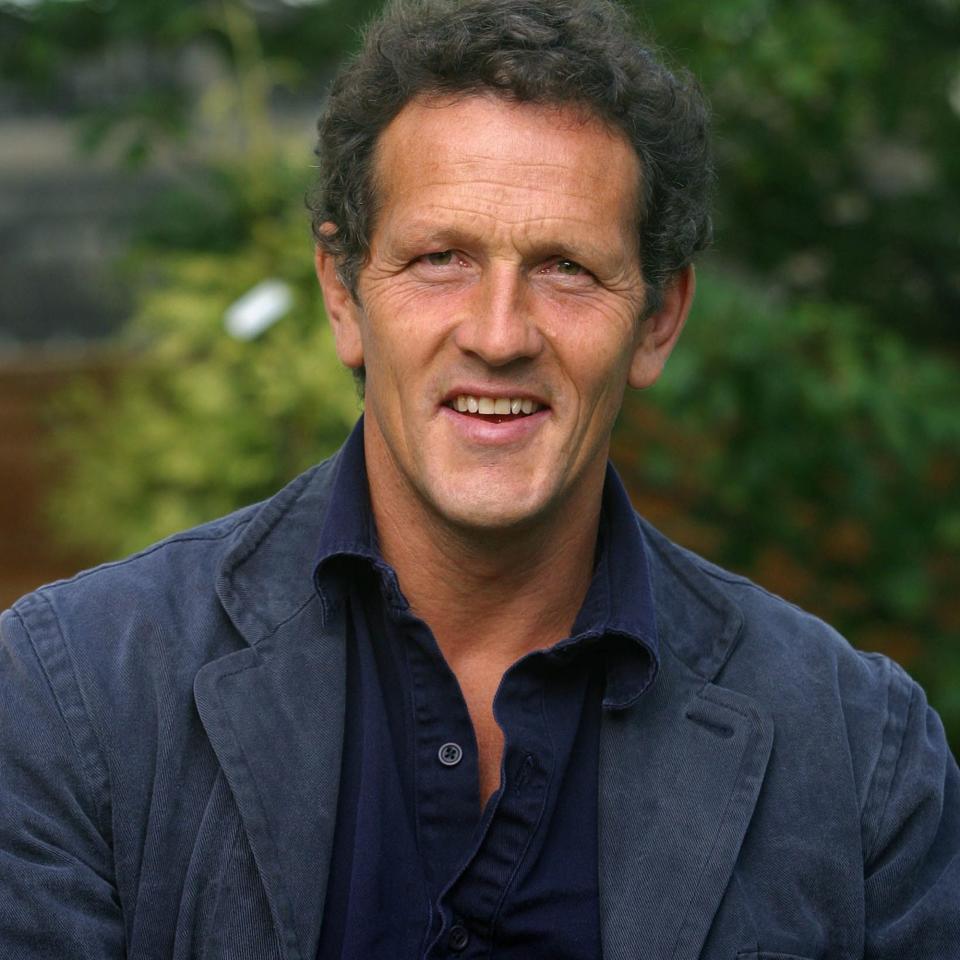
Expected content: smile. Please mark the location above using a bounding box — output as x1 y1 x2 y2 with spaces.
448 395 543 418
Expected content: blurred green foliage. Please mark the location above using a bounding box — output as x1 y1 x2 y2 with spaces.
638 0 960 346
0 0 383 164
4 0 959 343
614 270 960 738
47 168 358 556
2 0 957 741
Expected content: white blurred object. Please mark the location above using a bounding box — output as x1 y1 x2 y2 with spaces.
224 279 293 340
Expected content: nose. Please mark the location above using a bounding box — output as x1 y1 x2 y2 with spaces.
452 263 544 367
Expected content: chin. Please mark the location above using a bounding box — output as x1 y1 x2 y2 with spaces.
424 482 555 535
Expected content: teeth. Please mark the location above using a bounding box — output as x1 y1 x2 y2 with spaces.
452 395 542 416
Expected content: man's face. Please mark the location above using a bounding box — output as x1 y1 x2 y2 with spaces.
320 94 688 535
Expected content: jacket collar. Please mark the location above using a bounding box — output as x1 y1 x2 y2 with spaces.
213 457 339 649
196 440 772 959
206 440 740 680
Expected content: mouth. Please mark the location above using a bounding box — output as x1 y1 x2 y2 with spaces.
445 393 545 425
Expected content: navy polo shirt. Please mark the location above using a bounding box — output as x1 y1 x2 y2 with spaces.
314 419 659 958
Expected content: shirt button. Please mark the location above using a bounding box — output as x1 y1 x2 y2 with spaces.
448 924 469 952
438 742 463 766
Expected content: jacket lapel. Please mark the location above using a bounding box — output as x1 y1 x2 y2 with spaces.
598 647 772 960
598 519 774 960
194 600 345 960
194 458 347 960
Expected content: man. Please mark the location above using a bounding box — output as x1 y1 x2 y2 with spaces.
1 0 958 957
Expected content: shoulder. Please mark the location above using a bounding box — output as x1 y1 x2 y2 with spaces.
633 525 960 951
641 521 928 788
641 521 960 865
689 541 903 714
1 458 337 818
0 504 258 797
3 456 336 696
6 501 258 675
640 513 895 691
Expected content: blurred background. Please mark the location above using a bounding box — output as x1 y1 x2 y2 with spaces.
1 0 958 748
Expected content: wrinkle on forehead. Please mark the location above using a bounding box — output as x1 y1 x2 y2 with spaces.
423 167 610 212
368 94 644 277
390 149 623 199
375 93 641 208
397 189 614 231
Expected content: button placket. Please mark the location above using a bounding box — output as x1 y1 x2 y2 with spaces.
404 621 481 891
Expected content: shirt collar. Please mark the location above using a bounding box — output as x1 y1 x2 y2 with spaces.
314 416 659 708
566 463 660 710
314 417 408 609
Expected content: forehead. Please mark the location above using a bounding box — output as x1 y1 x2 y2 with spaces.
369 94 642 246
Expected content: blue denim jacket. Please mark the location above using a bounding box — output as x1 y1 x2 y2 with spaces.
2 448 958 959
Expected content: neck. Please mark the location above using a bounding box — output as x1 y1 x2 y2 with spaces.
369 468 603 669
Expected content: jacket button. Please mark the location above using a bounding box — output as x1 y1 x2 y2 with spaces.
448 924 469 951
438 742 463 766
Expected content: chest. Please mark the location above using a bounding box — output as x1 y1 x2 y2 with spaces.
455 667 507 804
132 694 864 960
315 598 606 957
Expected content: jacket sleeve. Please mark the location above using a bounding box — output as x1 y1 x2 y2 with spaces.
0 604 125 956
863 659 960 957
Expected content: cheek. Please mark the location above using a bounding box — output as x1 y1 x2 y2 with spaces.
364 281 424 321
545 303 638 388
543 286 638 338
359 282 462 363
363 266 473 318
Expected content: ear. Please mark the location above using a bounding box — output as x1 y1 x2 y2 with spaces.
315 230 364 369
628 265 695 390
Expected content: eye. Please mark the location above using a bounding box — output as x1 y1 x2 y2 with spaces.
410 248 472 281
556 258 585 276
542 257 593 281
